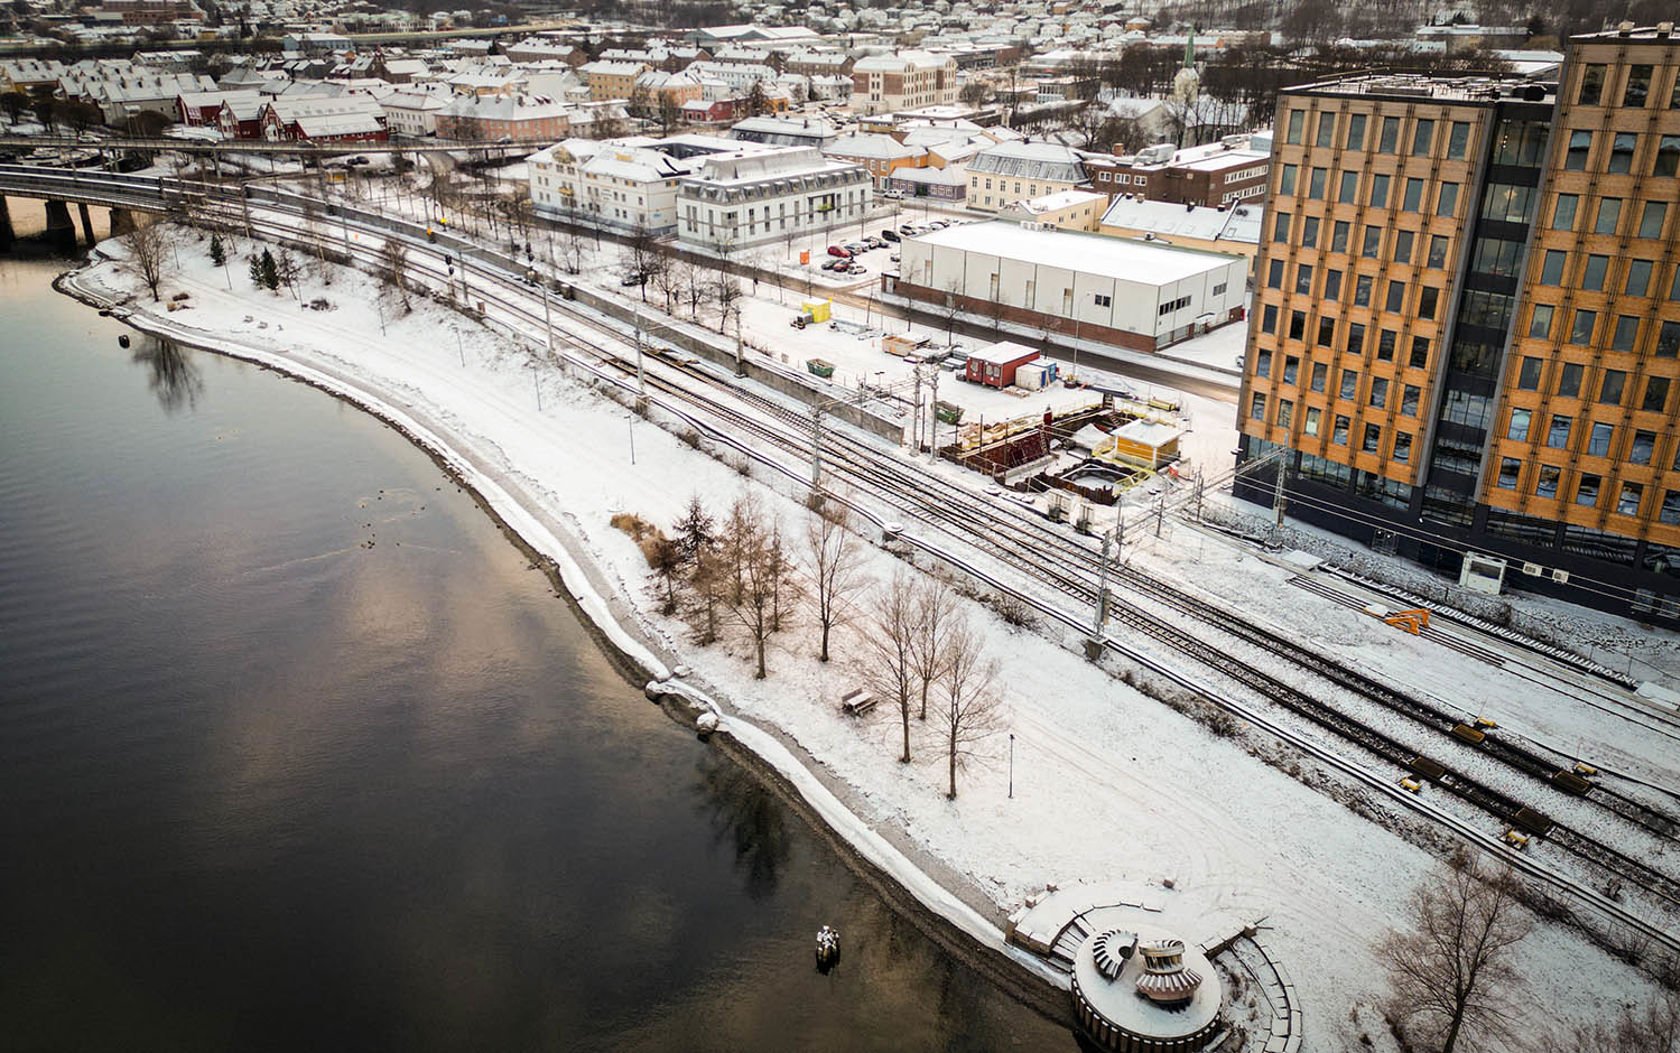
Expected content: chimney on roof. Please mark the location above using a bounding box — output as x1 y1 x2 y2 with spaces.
1618 20 1634 34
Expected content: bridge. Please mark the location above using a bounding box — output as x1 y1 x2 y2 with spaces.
0 135 551 159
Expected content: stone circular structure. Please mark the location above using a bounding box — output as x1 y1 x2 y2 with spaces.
1070 926 1224 1052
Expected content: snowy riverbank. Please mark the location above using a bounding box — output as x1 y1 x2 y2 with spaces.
61 225 1669 1052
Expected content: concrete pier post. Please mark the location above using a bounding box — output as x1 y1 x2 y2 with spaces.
0 196 13 252
44 200 77 251
109 207 137 236
77 201 96 246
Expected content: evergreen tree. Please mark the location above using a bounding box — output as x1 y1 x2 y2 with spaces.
248 254 263 288
259 248 280 291
208 232 226 267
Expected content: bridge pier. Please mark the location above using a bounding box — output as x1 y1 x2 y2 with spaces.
109 207 137 236
77 201 96 247
44 199 77 251
0 196 12 253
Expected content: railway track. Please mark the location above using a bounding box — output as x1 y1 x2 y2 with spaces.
59 169 1680 947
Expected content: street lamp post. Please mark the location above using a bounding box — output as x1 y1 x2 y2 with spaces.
1008 733 1014 799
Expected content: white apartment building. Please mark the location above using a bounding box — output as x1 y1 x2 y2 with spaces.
380 88 447 137
850 51 957 116
528 136 701 233
677 146 871 251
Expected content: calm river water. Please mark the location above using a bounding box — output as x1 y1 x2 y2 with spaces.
0 237 1069 1051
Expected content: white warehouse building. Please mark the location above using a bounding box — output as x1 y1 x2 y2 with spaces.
885 220 1248 352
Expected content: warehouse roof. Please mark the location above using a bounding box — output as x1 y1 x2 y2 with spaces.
915 220 1236 284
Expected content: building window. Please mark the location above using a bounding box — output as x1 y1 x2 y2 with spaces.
1644 377 1670 412
1579 64 1605 105
1518 357 1543 390
1640 201 1668 238
1619 482 1645 517
1625 65 1653 107
1332 221 1349 253
1401 384 1420 416
1285 109 1304 144
1385 281 1405 312
1278 164 1297 195
1340 369 1358 399
1283 355 1300 383
1333 415 1350 444
1345 114 1367 150
1609 133 1636 173
1664 492 1680 525
1362 226 1381 258
1354 276 1372 306
1529 304 1554 339
1267 258 1283 289
1289 311 1305 340
1325 270 1342 300
1577 474 1601 507
1302 216 1320 248
1595 197 1622 234
1369 377 1389 409
1588 422 1614 456
1277 399 1294 428
1601 369 1627 405
1395 231 1414 264
1611 316 1640 352
1311 363 1327 392
1560 363 1584 397
1378 330 1397 361
1627 260 1654 296
1409 336 1429 368
1376 116 1398 152
1657 136 1680 178
1436 183 1459 218
1547 414 1572 448
1296 263 1314 295
1446 120 1470 159
1341 320 1360 352
1552 194 1579 231
1427 236 1449 269
1497 458 1521 489
1536 464 1561 498
1572 309 1598 344
1339 171 1358 203
1272 211 1291 241
1411 119 1434 156
1539 250 1566 285
1250 392 1266 420
1661 322 1680 358
1508 408 1532 441
1402 177 1424 211
1419 287 1439 319
1632 430 1657 464
1394 432 1412 463
1565 130 1592 170
1261 305 1278 335
1583 256 1608 291
1315 112 1336 147
1256 349 1272 377
1363 423 1382 453
1308 168 1326 200
1305 406 1321 436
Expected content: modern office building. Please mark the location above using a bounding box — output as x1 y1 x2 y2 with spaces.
1236 24 1680 623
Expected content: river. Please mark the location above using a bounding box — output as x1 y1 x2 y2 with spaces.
0 225 1070 1050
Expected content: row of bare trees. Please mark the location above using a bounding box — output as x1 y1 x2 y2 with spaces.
653 493 1003 799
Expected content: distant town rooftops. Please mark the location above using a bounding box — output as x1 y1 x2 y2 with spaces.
1289 71 1556 105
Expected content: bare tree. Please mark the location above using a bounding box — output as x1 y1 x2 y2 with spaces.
124 223 168 302
910 578 957 720
1379 851 1533 1053
940 278 963 346
620 221 659 302
378 238 413 312
274 246 303 300
651 250 683 314
863 569 920 763
939 616 1002 799
717 494 795 679
712 270 743 335
681 259 712 321
804 505 866 662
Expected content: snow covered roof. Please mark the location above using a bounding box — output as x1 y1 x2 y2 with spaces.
1100 196 1262 246
824 133 922 160
1011 188 1104 214
917 220 1238 285
968 339 1039 365
968 140 1086 182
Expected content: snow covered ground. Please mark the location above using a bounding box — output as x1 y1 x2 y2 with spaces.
68 223 1676 1051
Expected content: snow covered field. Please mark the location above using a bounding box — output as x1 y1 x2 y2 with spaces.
67 224 1674 1051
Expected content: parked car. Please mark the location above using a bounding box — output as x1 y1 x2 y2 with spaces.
844 241 869 254
880 188 904 200
889 253 900 263
899 224 916 235
881 229 901 243
827 245 851 258
831 260 851 273
821 258 840 270
848 264 868 276
864 236 885 249
927 219 947 229
620 272 648 286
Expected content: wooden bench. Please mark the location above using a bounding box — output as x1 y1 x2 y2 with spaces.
840 689 878 717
